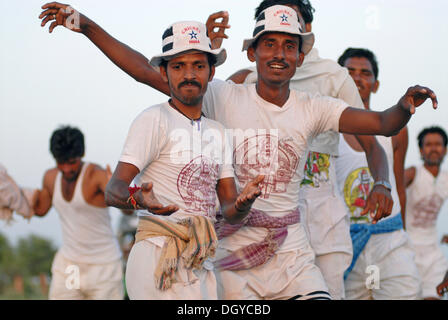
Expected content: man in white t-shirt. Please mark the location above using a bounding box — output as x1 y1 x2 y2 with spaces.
336 48 421 300
104 21 264 300
40 3 438 300
214 0 392 299
405 126 448 299
33 126 126 300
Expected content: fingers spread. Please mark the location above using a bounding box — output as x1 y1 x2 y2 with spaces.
39 8 58 19
49 20 58 33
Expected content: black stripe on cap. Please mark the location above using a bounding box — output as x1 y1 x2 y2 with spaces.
162 42 173 53
256 12 265 22
162 26 173 40
253 25 265 37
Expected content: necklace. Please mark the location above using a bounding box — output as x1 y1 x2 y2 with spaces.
168 99 204 128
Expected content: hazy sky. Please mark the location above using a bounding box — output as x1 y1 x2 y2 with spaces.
1 0 447 258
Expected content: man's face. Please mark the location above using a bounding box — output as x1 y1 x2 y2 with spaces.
161 51 214 106
344 56 379 103
420 133 447 166
248 32 304 87
56 157 83 182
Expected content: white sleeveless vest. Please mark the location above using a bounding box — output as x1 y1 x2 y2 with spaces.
53 162 121 264
406 166 448 245
335 135 401 224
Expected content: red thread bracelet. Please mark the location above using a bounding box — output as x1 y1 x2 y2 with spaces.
127 185 141 210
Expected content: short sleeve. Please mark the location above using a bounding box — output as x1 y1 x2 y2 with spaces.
311 96 349 136
119 106 167 172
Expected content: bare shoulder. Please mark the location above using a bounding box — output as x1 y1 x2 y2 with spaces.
85 163 107 181
43 168 58 195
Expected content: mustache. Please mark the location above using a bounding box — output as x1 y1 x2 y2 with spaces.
178 80 202 90
267 59 290 68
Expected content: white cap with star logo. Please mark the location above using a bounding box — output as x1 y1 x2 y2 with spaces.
149 21 227 67
242 5 315 55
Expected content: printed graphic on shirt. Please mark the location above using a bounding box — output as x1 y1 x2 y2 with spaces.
177 155 219 218
301 151 331 188
411 194 444 228
233 134 299 199
343 167 374 224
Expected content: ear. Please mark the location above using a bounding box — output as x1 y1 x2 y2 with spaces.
297 52 305 68
372 80 380 94
247 46 256 63
209 65 216 82
159 65 169 83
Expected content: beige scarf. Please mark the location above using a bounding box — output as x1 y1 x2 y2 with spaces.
135 215 218 290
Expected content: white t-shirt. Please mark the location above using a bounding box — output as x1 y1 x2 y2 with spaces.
120 102 234 224
244 48 364 156
203 79 349 252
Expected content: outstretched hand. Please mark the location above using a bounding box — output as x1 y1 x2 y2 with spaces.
206 11 230 50
39 2 82 33
360 185 393 224
235 175 264 212
137 182 179 216
398 85 438 115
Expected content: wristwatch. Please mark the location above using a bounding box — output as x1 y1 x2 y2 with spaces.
373 180 392 192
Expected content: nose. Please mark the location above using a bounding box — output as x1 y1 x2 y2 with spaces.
273 45 286 61
351 71 362 83
183 64 197 80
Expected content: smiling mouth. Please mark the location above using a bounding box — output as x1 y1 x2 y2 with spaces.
268 63 288 70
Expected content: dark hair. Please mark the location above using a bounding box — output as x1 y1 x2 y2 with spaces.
255 0 315 24
50 126 85 162
418 126 448 148
159 53 217 70
338 48 379 80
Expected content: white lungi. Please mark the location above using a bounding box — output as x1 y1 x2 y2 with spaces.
214 225 331 300
49 250 124 300
344 230 421 300
125 238 217 300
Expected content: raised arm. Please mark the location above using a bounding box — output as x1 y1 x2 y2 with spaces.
105 162 178 215
39 2 169 95
216 175 264 225
392 127 409 225
339 86 438 136
206 11 230 50
355 135 393 224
